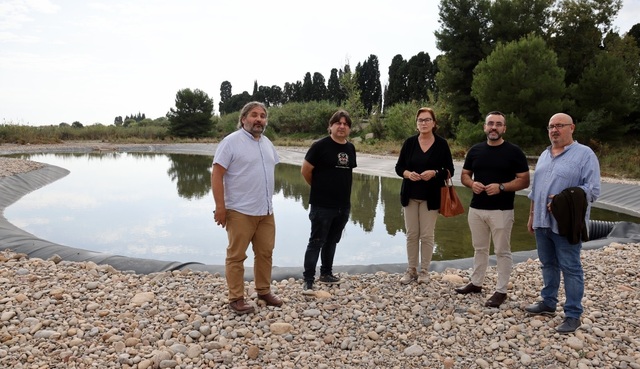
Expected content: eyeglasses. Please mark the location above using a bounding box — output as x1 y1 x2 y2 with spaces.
417 118 433 124
547 123 572 131
485 122 505 128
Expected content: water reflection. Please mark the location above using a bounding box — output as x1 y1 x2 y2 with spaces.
4 152 639 267
165 154 212 200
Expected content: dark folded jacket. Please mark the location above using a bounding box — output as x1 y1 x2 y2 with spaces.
551 187 588 244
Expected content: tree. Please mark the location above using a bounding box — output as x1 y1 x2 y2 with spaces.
570 51 635 139
301 72 313 102
222 91 252 115
628 23 640 48
385 54 408 110
284 81 303 103
282 82 298 103
219 81 233 114
263 85 283 107
311 72 327 101
252 80 266 104
471 34 566 144
356 54 382 114
114 116 123 126
406 52 435 103
435 0 492 125
549 0 623 86
166 88 214 138
327 68 345 105
340 66 366 126
487 0 553 45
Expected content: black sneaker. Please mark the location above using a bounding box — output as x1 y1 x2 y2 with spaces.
525 301 556 316
556 317 581 334
302 280 315 295
318 274 340 284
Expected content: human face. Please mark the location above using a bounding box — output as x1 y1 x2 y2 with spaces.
330 117 351 142
416 112 435 134
547 114 574 147
241 107 268 138
484 114 506 142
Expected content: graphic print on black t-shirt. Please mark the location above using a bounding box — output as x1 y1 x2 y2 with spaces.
337 152 349 168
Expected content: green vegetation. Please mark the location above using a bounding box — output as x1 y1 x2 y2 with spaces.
167 88 214 138
2 101 639 180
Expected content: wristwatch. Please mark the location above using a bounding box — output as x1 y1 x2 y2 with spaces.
499 183 505 192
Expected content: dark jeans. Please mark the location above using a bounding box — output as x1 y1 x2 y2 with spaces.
303 204 350 281
534 228 584 319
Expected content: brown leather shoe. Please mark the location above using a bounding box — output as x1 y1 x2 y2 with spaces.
258 292 283 307
228 299 255 315
454 283 482 294
485 292 507 307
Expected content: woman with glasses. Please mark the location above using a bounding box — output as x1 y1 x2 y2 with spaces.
395 107 455 284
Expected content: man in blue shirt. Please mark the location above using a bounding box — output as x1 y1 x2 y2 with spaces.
211 101 283 315
526 113 601 333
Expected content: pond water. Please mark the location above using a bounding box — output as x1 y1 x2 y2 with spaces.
4 153 639 267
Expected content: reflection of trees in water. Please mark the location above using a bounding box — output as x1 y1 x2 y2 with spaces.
275 163 310 209
350 173 378 232
380 177 405 236
166 154 212 200
13 152 125 161
276 164 381 233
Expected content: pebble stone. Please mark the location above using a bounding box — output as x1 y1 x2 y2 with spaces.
0 243 639 368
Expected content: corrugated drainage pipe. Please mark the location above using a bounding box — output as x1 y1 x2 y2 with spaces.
588 220 619 240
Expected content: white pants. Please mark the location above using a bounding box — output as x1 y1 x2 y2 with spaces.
403 199 438 271
467 207 514 293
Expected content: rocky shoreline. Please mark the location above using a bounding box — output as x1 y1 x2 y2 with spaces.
1 245 639 368
1 143 639 368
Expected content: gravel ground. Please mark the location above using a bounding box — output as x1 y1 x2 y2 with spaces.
1 244 639 368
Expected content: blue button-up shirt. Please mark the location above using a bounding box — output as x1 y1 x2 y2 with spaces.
528 141 601 233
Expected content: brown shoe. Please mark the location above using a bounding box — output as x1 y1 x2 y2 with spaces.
258 292 283 307
454 283 482 294
400 267 417 284
485 292 507 308
229 299 255 315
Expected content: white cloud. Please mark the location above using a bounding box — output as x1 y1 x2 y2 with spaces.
25 0 59 14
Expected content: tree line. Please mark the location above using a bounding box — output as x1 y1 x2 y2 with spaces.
156 0 640 148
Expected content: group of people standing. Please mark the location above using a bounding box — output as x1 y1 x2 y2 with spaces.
211 101 600 335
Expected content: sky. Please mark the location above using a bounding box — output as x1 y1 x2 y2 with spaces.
1 0 639 127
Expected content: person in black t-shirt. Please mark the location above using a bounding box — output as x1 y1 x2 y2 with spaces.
300 110 357 293
454 111 530 308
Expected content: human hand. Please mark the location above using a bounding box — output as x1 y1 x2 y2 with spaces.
419 170 436 181
213 209 227 228
407 171 421 181
485 183 501 196
527 216 534 234
471 181 486 194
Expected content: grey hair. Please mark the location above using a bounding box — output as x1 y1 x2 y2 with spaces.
237 101 268 129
